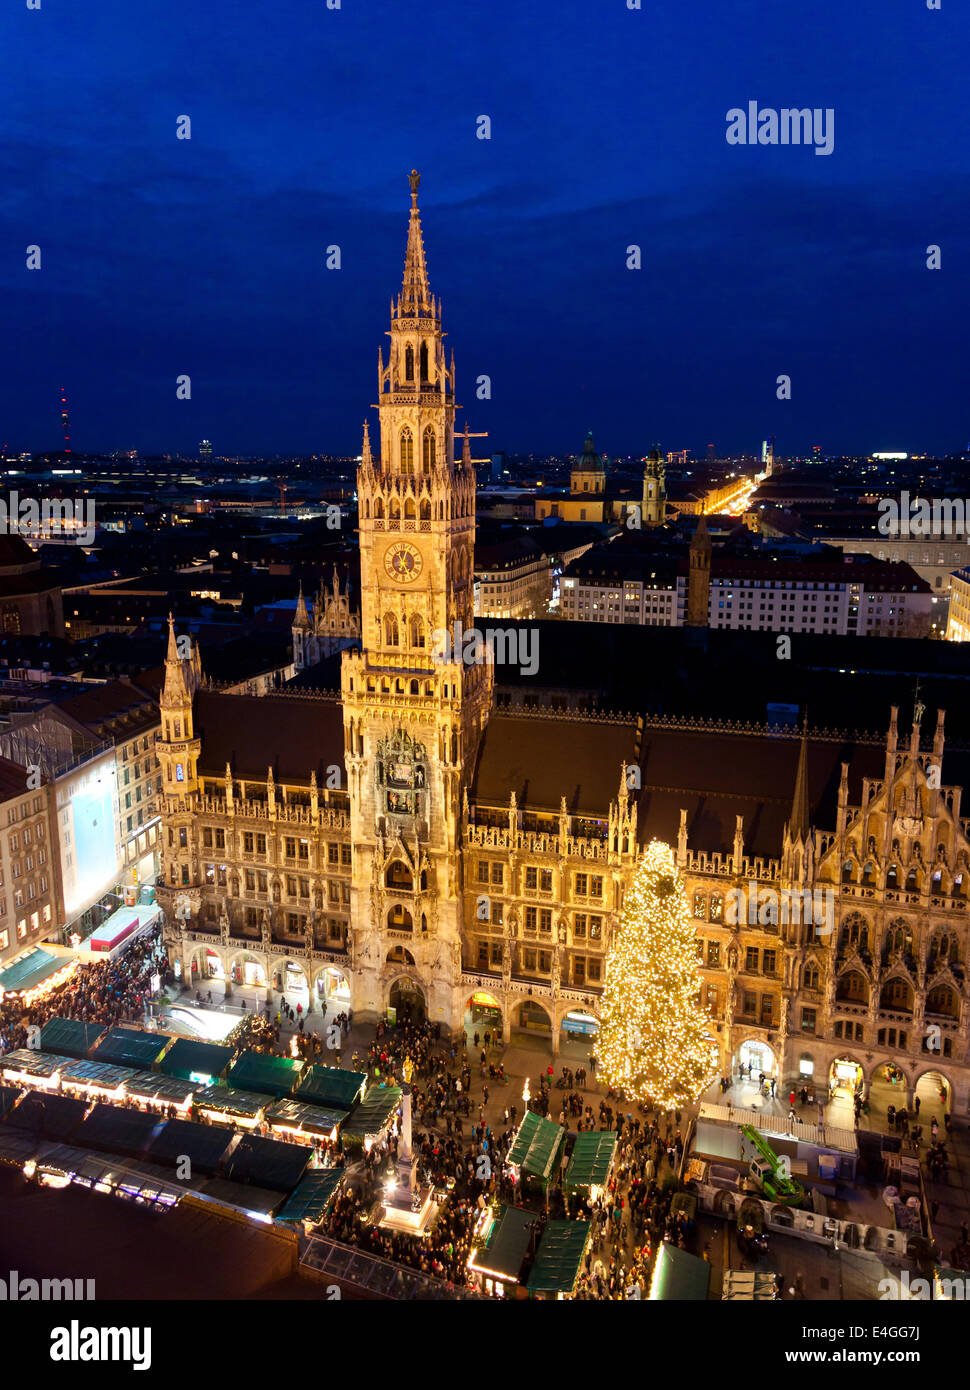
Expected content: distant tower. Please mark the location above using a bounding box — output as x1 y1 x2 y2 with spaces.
761 437 775 475
570 431 606 496
642 446 667 526
706 443 715 464
687 515 712 628
59 388 70 455
199 440 213 464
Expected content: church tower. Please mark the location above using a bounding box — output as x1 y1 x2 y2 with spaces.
642 446 666 526
340 171 492 1030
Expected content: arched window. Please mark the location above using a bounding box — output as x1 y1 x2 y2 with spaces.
390 497 401 519
419 342 429 381
386 861 413 891
803 964 820 990
404 344 414 381
419 497 431 520
384 613 399 646
388 905 413 932
410 614 425 648
364 498 370 519
423 427 435 474
374 496 384 518
404 497 416 519
692 892 706 920
400 428 414 474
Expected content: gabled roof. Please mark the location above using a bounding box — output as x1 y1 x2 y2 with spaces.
195 691 345 786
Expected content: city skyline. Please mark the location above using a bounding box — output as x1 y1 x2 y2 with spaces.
3 0 969 459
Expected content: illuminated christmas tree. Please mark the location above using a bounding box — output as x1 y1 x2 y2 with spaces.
599 839 717 1108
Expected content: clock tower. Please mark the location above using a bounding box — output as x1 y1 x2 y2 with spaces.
341 171 492 1030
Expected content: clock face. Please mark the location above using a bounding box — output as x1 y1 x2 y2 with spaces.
384 541 423 583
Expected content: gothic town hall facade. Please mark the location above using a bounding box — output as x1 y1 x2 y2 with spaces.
158 174 970 1114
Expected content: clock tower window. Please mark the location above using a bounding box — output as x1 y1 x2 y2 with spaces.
423 427 436 473
405 344 414 381
400 428 414 474
384 614 399 646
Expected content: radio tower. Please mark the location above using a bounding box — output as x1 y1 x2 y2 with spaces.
59 387 71 456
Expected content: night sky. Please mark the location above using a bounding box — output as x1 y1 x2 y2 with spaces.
3 0 968 459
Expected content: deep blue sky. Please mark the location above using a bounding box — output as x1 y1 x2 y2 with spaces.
3 0 968 460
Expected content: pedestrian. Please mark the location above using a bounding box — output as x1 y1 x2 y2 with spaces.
914 1095 920 1114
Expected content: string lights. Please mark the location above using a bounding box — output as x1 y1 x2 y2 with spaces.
599 839 717 1109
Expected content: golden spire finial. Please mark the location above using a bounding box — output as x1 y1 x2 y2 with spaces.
409 169 420 197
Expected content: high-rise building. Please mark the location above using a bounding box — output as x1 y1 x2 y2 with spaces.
199 440 213 464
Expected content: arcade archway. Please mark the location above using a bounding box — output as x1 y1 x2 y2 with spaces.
465 990 502 1040
512 999 553 1051
388 975 425 1024
229 952 266 988
272 959 308 1001
189 945 224 981
915 1070 952 1124
313 965 351 1012
734 1038 777 1081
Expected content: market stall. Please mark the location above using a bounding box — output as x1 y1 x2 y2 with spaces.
340 1086 402 1151
158 1037 234 1087
39 1017 107 1060
506 1111 566 1194
563 1131 617 1201
194 1085 268 1129
265 1098 345 1143
526 1220 591 1299
226 1050 305 1100
467 1203 536 1299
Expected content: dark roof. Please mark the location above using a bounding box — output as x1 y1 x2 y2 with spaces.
564 1131 617 1190
0 535 40 570
195 691 345 785
3 1091 88 1142
144 1117 232 1174
223 1133 313 1193
473 713 637 816
0 757 44 801
53 679 159 741
341 1086 401 1142
76 1101 161 1158
469 1204 534 1282
265 1099 347 1135
506 1112 565 1181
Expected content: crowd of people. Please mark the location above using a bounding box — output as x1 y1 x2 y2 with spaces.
0 926 167 1055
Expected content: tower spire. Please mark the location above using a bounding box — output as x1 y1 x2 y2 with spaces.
399 169 433 319
789 718 810 839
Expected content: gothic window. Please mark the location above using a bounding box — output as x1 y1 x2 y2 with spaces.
405 344 414 381
410 614 425 648
386 861 413 890
388 904 413 932
364 499 370 519
802 963 820 990
906 867 919 890
404 497 416 519
420 497 431 520
375 497 384 518
862 862 875 886
927 984 958 1018
880 976 913 1011
886 864 899 889
842 858 855 883
423 427 435 473
400 429 414 475
709 893 723 923
384 613 399 646
692 891 706 919
835 970 868 1004
839 912 869 953
390 498 401 519
419 342 428 381
886 919 913 956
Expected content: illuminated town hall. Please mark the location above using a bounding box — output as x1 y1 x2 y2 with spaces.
158 176 970 1117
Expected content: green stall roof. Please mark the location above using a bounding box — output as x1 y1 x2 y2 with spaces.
195 1086 267 1121
265 1099 346 1137
469 1204 535 1283
0 1049 65 1080
57 1059 136 1092
226 1050 305 1100
527 1220 590 1295
293 1064 366 1109
276 1168 344 1224
125 1072 196 1107
507 1111 566 1182
341 1087 401 1143
564 1131 617 1191
39 1017 107 1060
159 1037 234 1084
649 1242 711 1301
90 1027 171 1071
0 947 66 995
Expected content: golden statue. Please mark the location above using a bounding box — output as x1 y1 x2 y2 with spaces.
402 1056 414 1084
409 169 421 196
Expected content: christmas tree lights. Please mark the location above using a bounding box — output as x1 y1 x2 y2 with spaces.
599 839 717 1109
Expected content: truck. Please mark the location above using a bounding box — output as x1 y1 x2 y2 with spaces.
739 1125 805 1205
